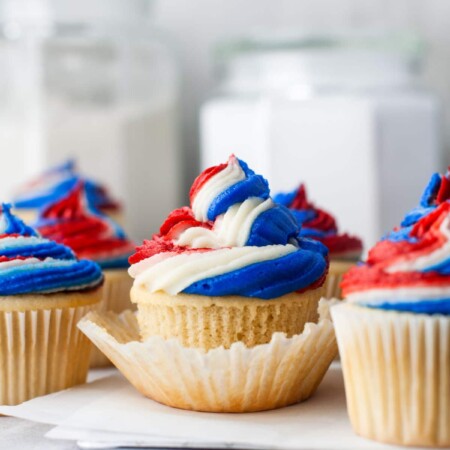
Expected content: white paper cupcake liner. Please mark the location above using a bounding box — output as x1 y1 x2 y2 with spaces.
0 305 95 405
79 299 338 413
332 303 450 447
90 270 134 368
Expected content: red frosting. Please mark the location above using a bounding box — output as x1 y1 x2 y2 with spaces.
36 182 134 262
291 184 362 258
342 202 450 296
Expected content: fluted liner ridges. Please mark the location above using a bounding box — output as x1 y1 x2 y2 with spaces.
332 303 450 447
0 305 95 405
78 300 337 413
90 269 134 368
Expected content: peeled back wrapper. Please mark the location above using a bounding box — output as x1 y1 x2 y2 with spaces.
0 304 96 405
78 299 338 413
332 303 450 448
90 269 134 368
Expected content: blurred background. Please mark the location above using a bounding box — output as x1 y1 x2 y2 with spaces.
1 0 449 248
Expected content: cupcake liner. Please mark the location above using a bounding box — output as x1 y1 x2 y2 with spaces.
0 291 101 405
331 303 450 447
324 260 355 299
90 269 134 368
131 286 324 350
78 299 338 413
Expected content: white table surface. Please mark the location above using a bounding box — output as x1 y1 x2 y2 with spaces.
0 417 77 450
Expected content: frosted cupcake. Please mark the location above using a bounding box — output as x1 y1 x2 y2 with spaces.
79 155 337 412
13 160 123 225
332 171 450 447
35 182 135 366
0 204 103 405
275 184 362 298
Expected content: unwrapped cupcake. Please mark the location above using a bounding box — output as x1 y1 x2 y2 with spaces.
0 204 103 405
34 182 135 367
332 170 450 447
79 155 338 412
275 184 362 298
13 160 123 224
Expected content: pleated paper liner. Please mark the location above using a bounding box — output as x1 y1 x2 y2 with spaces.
324 260 355 299
332 303 450 448
90 269 134 368
78 299 338 413
0 289 102 405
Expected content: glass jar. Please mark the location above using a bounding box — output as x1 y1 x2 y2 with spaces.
201 32 442 248
0 0 180 241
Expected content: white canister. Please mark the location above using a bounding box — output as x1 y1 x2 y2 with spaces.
200 33 442 248
0 0 180 241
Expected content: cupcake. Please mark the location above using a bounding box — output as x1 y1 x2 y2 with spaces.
0 203 103 405
275 184 362 298
332 170 450 447
34 182 135 367
13 160 123 225
79 155 337 412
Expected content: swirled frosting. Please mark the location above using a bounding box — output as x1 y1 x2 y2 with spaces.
13 160 120 213
274 184 363 260
0 203 103 295
342 170 450 314
129 155 328 299
35 182 134 269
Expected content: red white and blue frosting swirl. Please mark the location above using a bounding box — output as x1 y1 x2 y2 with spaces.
128 155 328 299
274 184 362 260
0 204 103 295
13 160 120 214
342 170 450 315
35 182 134 270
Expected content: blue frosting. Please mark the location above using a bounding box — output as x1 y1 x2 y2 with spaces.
364 299 450 315
14 160 117 212
206 159 270 221
356 171 450 315
0 204 103 295
183 238 328 299
246 204 299 246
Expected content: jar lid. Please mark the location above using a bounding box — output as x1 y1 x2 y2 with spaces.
0 0 153 25
215 31 425 94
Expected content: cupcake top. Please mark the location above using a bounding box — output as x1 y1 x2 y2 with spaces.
35 182 134 269
13 160 120 214
274 184 363 260
342 170 450 315
0 204 103 295
129 155 328 299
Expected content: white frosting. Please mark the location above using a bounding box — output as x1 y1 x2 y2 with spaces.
191 157 245 222
347 286 450 306
0 235 49 250
387 215 450 273
176 198 273 249
0 256 75 272
130 244 296 295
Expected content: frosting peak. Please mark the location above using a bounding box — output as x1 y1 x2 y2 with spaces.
0 204 103 295
13 160 121 213
35 182 134 269
342 169 450 315
129 156 328 300
274 184 363 259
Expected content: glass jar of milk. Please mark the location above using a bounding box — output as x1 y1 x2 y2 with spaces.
0 0 179 241
201 32 442 248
